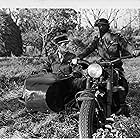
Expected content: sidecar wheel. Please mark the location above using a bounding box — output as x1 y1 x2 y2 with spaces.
79 100 98 138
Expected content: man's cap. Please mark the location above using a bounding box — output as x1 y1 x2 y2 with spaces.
94 18 109 26
53 34 69 44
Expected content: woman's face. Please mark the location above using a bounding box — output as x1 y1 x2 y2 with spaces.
94 26 100 37
59 42 68 53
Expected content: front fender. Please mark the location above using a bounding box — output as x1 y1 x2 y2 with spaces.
76 90 95 101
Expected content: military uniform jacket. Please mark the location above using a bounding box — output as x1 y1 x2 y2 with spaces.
78 31 132 61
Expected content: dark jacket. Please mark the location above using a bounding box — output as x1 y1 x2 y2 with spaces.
78 31 132 61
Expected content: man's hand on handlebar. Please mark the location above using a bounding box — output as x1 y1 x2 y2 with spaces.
71 57 80 65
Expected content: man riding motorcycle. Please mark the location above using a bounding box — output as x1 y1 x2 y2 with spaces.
72 18 139 116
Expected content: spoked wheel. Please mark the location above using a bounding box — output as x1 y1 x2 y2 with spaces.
79 99 105 138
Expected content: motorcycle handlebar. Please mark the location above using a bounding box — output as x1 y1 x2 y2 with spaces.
100 55 133 65
73 55 134 68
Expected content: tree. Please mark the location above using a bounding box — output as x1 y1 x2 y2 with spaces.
12 8 78 56
0 10 23 56
80 8 121 29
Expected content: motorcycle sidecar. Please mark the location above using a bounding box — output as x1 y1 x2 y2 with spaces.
22 73 74 113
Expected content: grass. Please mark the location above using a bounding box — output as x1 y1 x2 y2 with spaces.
0 57 140 138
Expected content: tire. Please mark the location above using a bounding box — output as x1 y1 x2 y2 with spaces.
79 100 98 138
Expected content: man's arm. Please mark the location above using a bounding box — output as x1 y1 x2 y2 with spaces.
117 34 133 57
77 37 98 59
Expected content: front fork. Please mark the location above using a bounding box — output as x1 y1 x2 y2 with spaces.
106 65 114 118
86 76 91 89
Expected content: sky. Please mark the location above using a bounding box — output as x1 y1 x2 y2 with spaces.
0 0 140 8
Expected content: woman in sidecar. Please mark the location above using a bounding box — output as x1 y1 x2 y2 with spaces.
18 34 80 113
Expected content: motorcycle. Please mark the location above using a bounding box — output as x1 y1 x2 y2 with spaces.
20 51 132 138
71 55 132 138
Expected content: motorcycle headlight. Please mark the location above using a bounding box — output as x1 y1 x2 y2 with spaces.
87 63 102 78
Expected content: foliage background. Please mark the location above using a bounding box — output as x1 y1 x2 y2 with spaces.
1 8 140 57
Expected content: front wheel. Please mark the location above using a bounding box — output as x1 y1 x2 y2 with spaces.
79 99 104 138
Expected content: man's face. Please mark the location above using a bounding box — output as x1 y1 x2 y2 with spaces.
98 24 109 35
